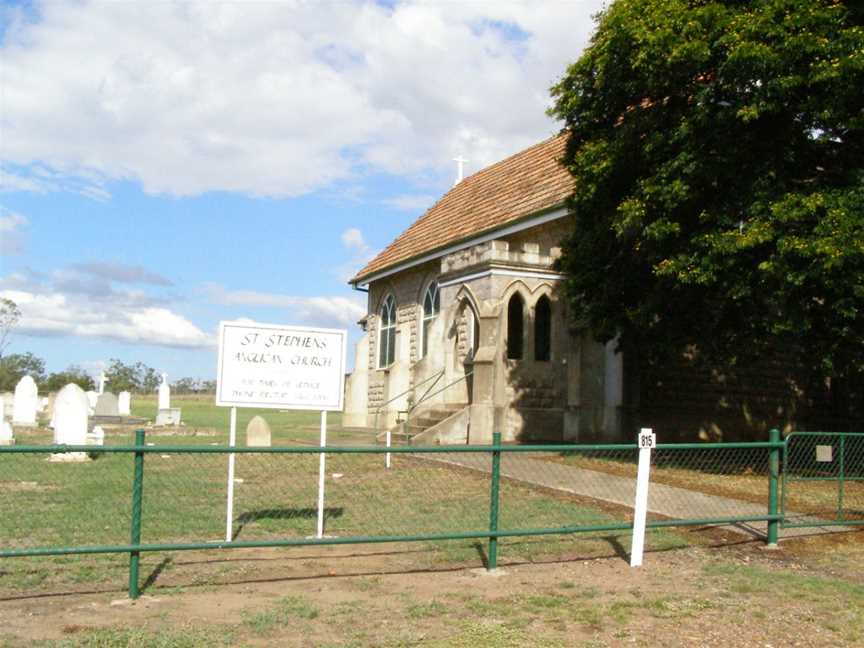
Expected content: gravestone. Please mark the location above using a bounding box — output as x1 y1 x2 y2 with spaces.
155 408 181 426
85 391 98 415
94 392 119 417
1 392 12 414
0 400 14 446
12 376 38 425
87 425 105 446
118 391 131 416
52 384 90 461
246 415 272 447
158 372 170 410
46 392 57 426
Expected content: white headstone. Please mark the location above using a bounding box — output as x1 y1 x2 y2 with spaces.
12 375 38 425
98 372 108 395
53 384 90 446
246 415 272 447
86 425 105 446
118 391 131 416
85 391 98 415
155 408 181 426
158 372 170 410
0 399 14 445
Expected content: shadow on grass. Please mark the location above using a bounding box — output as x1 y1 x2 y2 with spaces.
140 556 172 594
232 507 344 540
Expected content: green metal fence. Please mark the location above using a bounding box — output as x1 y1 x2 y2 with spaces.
0 429 797 599
782 432 864 528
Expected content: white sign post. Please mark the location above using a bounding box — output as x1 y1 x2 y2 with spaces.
630 427 656 567
216 321 347 542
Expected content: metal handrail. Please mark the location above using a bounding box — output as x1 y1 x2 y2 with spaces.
407 370 474 417
373 369 445 430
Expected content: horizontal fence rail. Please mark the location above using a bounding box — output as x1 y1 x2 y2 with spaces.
4 429 859 599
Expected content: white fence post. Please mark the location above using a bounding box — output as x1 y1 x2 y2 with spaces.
630 427 655 567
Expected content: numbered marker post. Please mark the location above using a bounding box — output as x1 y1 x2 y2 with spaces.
630 427 655 567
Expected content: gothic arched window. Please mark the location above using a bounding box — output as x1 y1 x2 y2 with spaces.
534 295 551 361
421 282 440 358
378 294 396 368
506 293 524 360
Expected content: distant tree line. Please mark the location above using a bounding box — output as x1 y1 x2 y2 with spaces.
0 353 215 394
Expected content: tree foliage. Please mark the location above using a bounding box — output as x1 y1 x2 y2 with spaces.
0 353 46 391
550 0 864 378
0 298 21 359
104 358 160 394
44 366 95 392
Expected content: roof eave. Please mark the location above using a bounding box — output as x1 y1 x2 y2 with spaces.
349 203 571 290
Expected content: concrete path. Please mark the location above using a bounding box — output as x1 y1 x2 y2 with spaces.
419 452 851 541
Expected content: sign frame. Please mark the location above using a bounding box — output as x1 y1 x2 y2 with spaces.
215 320 347 412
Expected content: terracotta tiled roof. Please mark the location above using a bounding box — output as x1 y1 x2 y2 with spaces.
351 131 574 284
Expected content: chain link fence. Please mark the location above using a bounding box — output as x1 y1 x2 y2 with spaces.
4 430 861 598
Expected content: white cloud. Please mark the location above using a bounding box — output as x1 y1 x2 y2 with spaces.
337 227 378 283
341 227 368 252
0 269 212 348
204 283 366 329
0 1 603 197
0 206 28 254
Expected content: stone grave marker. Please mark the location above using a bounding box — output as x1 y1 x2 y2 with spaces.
0 399 14 446
13 375 38 425
246 415 272 447
155 408 181 426
52 384 90 461
1 392 12 414
94 392 120 417
118 391 131 416
85 391 98 415
158 372 170 410
87 425 105 446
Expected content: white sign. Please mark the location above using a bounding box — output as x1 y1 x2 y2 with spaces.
216 321 347 411
639 430 656 449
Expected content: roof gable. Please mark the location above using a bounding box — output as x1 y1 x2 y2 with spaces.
352 131 573 285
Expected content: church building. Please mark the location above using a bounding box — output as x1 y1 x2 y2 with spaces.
342 132 854 444
342 133 631 444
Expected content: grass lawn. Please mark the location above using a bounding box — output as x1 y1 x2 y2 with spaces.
0 399 689 595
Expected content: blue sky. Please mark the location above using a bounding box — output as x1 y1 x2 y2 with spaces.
0 0 602 381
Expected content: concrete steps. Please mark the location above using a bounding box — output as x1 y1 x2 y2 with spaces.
377 404 466 445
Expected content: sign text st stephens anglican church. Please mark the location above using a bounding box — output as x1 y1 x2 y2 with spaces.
216 321 347 411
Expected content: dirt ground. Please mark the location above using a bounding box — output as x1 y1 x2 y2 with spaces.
2 528 863 648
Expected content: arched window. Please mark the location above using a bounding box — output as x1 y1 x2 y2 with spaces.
534 295 551 361
378 294 396 368
464 302 480 361
506 293 524 360
421 282 440 358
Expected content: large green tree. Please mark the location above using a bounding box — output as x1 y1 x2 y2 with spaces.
550 0 863 381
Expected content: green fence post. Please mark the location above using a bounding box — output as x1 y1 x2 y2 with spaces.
487 431 501 571
128 429 146 599
767 428 780 547
837 435 845 522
